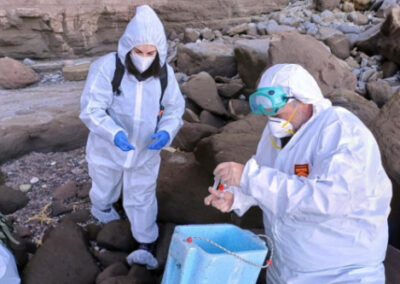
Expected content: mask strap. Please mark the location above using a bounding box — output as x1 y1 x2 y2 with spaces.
270 136 282 150
282 107 297 128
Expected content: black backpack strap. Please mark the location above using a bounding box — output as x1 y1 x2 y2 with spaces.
157 64 168 122
111 53 125 96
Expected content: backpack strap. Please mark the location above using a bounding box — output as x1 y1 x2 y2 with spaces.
111 53 125 96
111 53 168 122
157 64 168 122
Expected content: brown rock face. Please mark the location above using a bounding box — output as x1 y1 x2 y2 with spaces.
195 113 268 171
371 89 400 249
0 57 39 89
0 81 88 164
326 88 379 129
177 42 236 78
379 7 400 66
372 89 400 186
181 72 228 116
0 0 289 59
267 32 357 95
315 0 341 11
234 39 271 90
23 222 100 284
157 151 231 224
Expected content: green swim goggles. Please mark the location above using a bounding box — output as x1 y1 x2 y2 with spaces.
249 86 294 116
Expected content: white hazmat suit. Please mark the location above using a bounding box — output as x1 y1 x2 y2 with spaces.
231 64 392 283
0 243 20 284
80 5 185 244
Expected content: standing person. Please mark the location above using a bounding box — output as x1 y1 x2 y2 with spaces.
80 5 185 269
205 64 392 283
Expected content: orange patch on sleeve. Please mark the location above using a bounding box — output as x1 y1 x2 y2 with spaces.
295 164 309 177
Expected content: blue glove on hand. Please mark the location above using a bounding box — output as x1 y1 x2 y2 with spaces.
114 131 135 152
148 131 170 150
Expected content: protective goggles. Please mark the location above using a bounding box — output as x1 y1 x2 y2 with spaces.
249 87 293 116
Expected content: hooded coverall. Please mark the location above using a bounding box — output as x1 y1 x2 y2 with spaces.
80 5 185 243
231 64 392 283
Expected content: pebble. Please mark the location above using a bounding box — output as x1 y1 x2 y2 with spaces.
30 177 39 184
23 58 35 66
19 184 32 192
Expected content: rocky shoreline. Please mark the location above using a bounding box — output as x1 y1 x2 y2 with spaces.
0 0 400 283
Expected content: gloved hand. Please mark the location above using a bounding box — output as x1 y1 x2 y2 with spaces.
214 162 245 187
148 131 170 150
114 131 135 151
204 186 234 213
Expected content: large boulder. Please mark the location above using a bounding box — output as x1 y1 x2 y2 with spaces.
199 110 227 129
234 39 271 90
354 23 382 56
217 79 244 99
62 62 90 81
385 245 400 284
53 181 79 201
0 185 29 214
315 0 341 11
379 7 400 65
371 90 400 243
171 122 218 152
157 150 231 224
366 80 394 107
23 222 100 284
177 42 236 77
97 220 137 252
324 33 351 60
0 1 289 59
353 0 372 10
195 113 268 171
181 72 228 116
96 262 129 284
266 32 357 95
0 81 88 164
326 88 380 128
0 57 39 89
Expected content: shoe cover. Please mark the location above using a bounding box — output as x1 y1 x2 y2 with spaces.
90 206 120 224
126 249 158 269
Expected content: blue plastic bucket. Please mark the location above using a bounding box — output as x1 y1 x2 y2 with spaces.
161 224 268 284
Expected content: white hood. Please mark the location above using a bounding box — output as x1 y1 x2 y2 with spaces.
117 5 168 67
257 64 332 115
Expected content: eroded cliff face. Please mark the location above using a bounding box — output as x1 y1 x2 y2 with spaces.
0 0 288 59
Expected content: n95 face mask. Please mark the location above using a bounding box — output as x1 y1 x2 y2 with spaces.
130 53 156 73
268 117 295 138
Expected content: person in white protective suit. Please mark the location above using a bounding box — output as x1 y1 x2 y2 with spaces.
204 64 392 283
80 5 185 269
0 243 20 284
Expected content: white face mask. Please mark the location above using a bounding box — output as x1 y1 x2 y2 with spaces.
268 117 295 138
130 53 156 73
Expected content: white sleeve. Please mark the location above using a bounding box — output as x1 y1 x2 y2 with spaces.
79 60 125 143
156 66 185 145
239 120 390 220
226 186 258 217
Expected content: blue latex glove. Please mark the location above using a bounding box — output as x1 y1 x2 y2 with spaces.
148 131 170 150
114 131 135 151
